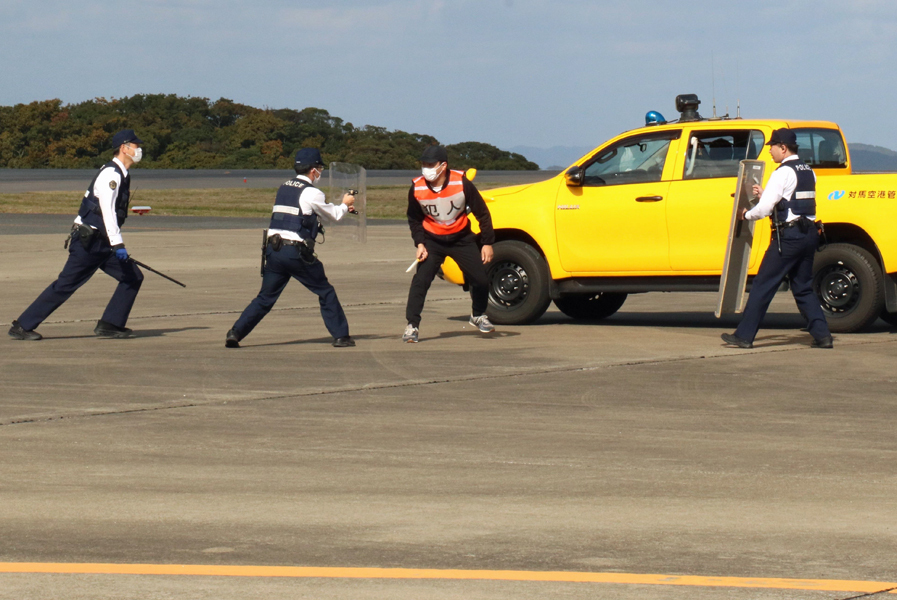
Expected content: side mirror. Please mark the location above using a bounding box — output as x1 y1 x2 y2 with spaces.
565 166 584 187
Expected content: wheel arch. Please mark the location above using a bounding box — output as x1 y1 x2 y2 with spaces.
493 228 547 259
822 223 879 265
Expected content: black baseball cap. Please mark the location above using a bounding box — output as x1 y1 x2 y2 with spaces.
420 145 448 163
767 128 797 146
112 129 143 148
294 148 325 169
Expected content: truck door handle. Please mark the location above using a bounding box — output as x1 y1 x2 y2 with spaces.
635 196 663 202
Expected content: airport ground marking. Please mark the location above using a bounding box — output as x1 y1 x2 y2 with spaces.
1 563 896 593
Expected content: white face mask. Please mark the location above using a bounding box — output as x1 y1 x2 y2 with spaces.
311 167 323 184
422 164 443 182
128 146 143 163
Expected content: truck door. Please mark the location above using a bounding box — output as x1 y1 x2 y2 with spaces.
555 130 679 273
666 128 767 272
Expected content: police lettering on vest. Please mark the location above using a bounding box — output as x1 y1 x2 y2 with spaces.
77 161 131 231
413 170 469 236
774 159 816 222
269 177 321 241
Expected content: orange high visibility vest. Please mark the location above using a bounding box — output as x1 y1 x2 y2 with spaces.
413 170 469 236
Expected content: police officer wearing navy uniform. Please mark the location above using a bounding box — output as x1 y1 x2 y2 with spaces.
403 145 495 343
721 128 833 349
226 148 356 348
8 129 145 341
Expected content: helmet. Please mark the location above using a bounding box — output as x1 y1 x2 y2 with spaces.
645 111 666 126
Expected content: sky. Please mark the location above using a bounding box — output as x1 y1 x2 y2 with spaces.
2 0 896 153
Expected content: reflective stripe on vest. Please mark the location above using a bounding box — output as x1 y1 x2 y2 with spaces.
774 159 816 221
269 177 320 239
413 170 469 236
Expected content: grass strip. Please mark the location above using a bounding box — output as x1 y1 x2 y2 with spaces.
0 182 512 220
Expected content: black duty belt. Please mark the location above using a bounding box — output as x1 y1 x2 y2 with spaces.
773 218 812 230
267 237 303 247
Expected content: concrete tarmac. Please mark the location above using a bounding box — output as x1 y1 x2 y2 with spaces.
1 220 896 600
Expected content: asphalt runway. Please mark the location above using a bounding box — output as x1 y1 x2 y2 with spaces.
1 223 896 600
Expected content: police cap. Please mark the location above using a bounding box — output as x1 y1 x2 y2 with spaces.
112 129 143 148
420 145 448 163
767 128 797 146
295 148 325 169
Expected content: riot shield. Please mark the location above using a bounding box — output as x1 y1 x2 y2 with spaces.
328 162 366 243
716 160 765 317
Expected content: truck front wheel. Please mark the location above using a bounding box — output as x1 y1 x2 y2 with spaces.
554 293 628 320
812 243 883 333
485 241 551 325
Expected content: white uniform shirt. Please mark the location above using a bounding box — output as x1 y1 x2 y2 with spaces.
73 157 128 247
268 175 349 242
744 155 816 223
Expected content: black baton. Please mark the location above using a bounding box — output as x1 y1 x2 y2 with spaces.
261 228 268 276
129 258 187 288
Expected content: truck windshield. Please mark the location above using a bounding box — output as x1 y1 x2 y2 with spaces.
793 128 847 169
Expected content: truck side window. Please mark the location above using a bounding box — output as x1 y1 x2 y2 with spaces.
683 130 764 180
582 130 680 186
793 128 847 168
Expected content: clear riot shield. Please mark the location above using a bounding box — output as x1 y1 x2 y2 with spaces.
716 160 765 317
328 162 366 243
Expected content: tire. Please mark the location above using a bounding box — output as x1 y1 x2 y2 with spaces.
554 293 628 320
812 243 883 333
485 241 551 325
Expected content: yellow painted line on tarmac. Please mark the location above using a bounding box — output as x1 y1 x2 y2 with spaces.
1 563 896 593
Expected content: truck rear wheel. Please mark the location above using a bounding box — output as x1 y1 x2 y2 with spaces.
812 243 883 333
554 293 628 320
485 241 551 325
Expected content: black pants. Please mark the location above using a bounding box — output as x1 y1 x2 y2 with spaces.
17 232 144 331
231 244 349 340
735 224 830 342
405 232 489 327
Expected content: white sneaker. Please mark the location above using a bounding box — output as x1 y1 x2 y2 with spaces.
402 323 419 343
469 314 495 333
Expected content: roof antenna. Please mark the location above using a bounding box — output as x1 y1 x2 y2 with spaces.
711 51 717 118
736 58 741 119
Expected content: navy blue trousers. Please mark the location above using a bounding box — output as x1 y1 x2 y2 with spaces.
231 245 349 340
17 233 144 331
735 225 830 342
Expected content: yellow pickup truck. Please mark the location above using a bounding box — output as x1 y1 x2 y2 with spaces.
443 95 897 333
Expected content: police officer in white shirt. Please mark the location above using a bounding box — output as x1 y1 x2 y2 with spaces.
8 129 145 341
226 148 357 348
721 128 833 349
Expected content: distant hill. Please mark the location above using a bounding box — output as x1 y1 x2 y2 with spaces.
850 143 897 172
0 95 538 170
511 142 897 172
509 145 592 170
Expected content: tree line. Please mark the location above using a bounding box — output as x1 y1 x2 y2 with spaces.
0 95 538 170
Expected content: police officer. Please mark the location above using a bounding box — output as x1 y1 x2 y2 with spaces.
8 129 145 341
226 148 356 348
403 145 495 343
721 128 833 349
